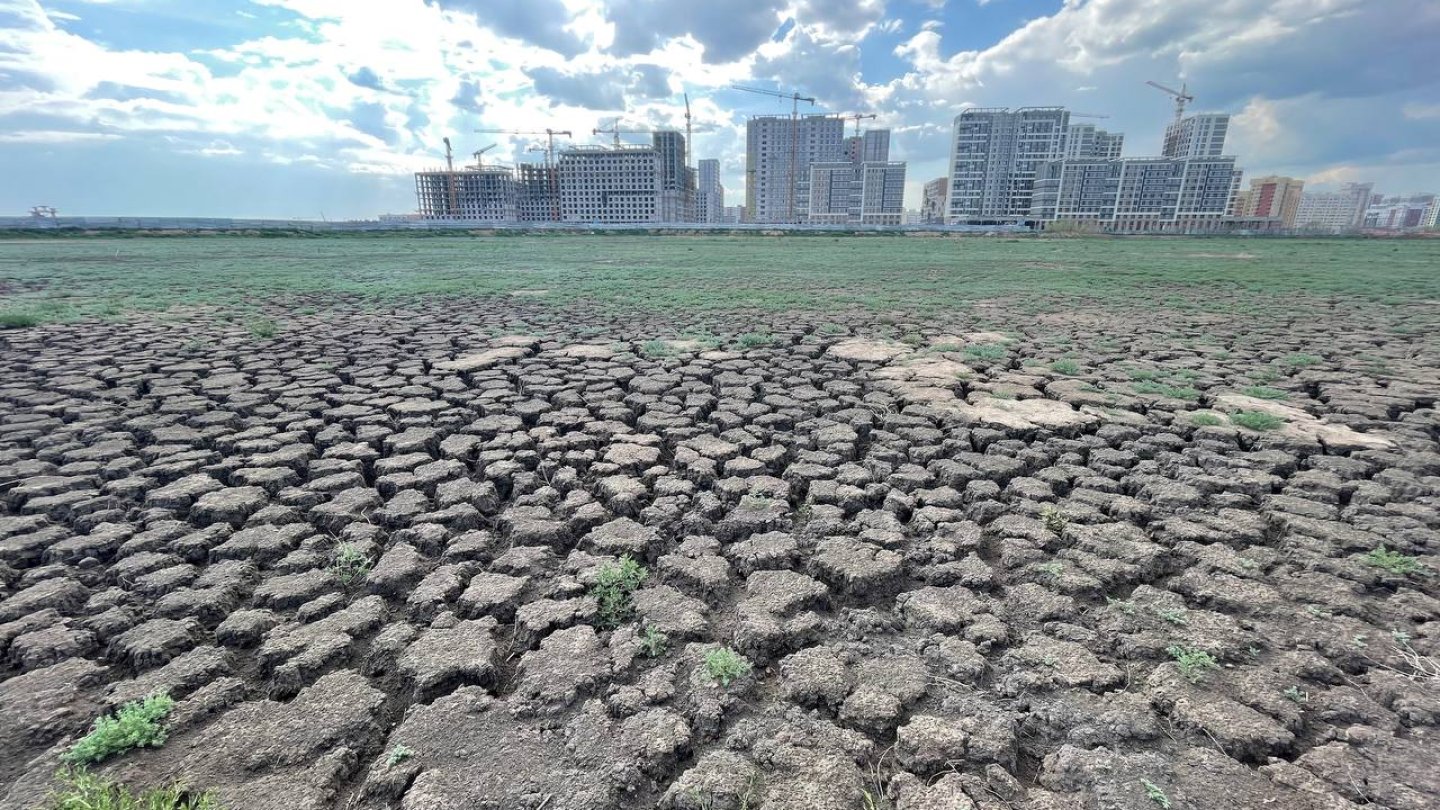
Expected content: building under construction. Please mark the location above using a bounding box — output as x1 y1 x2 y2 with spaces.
416 132 693 224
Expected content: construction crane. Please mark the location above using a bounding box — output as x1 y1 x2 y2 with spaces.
474 128 573 169
683 93 693 171
732 84 816 224
1146 81 1194 120
471 143 497 169
441 137 458 216
1071 113 1110 119
843 113 876 139
592 119 652 148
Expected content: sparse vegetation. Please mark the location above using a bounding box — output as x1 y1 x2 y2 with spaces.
1049 358 1080 375
1040 505 1068 534
48 768 223 810
385 744 415 768
964 343 1006 360
63 694 175 766
1363 545 1425 576
641 625 669 658
330 542 373 586
704 647 751 687
593 555 648 629
1037 561 1064 579
1141 779 1172 809
1155 608 1189 626
641 339 672 357
0 310 40 329
1132 381 1200 401
1190 411 1224 426
1282 352 1322 367
1241 385 1287 399
1231 411 1284 431
1167 646 1220 684
246 317 277 338
736 332 772 349
1283 686 1310 704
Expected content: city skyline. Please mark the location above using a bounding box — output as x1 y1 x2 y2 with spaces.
1 0 1437 219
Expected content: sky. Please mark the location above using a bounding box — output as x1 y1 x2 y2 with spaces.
1 0 1437 219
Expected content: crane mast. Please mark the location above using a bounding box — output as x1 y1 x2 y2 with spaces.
733 84 816 224
475 128 572 220
1145 80 1194 121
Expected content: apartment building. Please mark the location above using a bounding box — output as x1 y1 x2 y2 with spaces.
415 167 517 221
745 114 847 223
1364 194 1436 229
808 159 906 225
846 130 891 163
1233 175 1304 227
1294 182 1373 231
947 107 1070 223
1065 124 1124 160
516 164 559 222
921 177 948 224
557 145 663 223
1030 155 1241 232
1162 113 1230 159
697 158 724 223
652 130 695 222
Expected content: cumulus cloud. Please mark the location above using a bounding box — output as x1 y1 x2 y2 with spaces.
524 65 628 110
428 0 587 56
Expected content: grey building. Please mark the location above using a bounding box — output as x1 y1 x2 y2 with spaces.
652 130 695 222
745 114 846 223
1065 124 1124 160
415 167 517 221
946 107 1070 223
808 159 906 225
1030 155 1242 232
516 164 558 222
1162 113 1230 159
1295 182 1374 231
697 158 724 223
846 130 890 163
921 177 948 224
557 145 662 223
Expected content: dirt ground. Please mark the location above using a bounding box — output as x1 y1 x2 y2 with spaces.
1 289 1437 810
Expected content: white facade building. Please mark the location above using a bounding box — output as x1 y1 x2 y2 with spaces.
1162 113 1230 159
557 145 662 223
1065 124 1124 160
745 114 846 223
697 158 724 223
1030 155 1242 232
808 159 906 225
947 107 1070 223
1294 182 1373 232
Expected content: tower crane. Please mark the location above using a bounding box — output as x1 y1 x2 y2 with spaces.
592 119 652 148
442 137 458 216
471 143 497 169
843 113 876 139
732 84 816 224
683 93 693 171
1145 81 1194 120
476 128 572 220
1070 113 1110 119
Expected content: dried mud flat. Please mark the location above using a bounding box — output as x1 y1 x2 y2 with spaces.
1 294 1438 810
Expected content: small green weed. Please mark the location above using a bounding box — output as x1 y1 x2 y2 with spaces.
1283 353 1322 367
1190 411 1224 427
1241 385 1287 399
1106 597 1137 615
246 317 277 338
1141 779 1171 809
641 339 672 358
330 543 373 586
641 625 669 658
1283 686 1310 705
63 694 174 766
900 332 924 346
735 332 772 349
704 647 751 686
593 555 648 629
932 341 961 352
1040 505 1068 534
1155 608 1188 626
964 343 1006 360
1363 545 1424 576
1231 411 1284 431
48 767 222 810
1049 359 1080 375
1037 561 1064 578
385 744 414 768
1132 381 1200 401
1167 645 1220 684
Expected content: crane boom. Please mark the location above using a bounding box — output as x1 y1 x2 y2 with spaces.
475 128 572 220
1145 80 1194 120
732 84 816 224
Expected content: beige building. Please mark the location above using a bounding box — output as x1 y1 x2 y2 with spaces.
1233 175 1305 227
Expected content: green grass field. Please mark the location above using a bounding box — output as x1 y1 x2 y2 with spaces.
1 235 1437 325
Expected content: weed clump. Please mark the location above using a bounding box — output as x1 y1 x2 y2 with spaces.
641 626 669 658
1364 546 1425 576
385 744 415 768
63 694 175 766
48 767 222 810
735 332 772 349
1231 411 1284 431
1040 505 1068 535
1141 779 1171 809
593 555 648 629
704 647 751 686
246 317 277 338
1241 385 1287 399
1132 381 1199 401
1166 646 1220 684
964 343 1006 360
330 543 373 586
0 311 40 329
1049 359 1080 375
1190 411 1224 427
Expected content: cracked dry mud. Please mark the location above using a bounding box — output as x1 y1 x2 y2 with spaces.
1 295 1438 810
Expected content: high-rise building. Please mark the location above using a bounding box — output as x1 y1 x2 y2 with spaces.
1030 155 1241 232
1162 113 1230 159
697 158 724 223
946 107 1070 223
745 114 846 223
1364 194 1436 229
921 177 948 224
808 159 906 225
516 164 559 222
845 130 890 163
557 145 662 223
1065 124 1124 160
1294 182 1373 232
1233 176 1304 227
415 167 517 221
652 131 695 222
